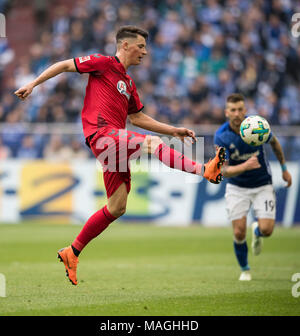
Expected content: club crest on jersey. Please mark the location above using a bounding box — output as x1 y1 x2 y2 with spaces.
79 56 91 63
117 80 130 100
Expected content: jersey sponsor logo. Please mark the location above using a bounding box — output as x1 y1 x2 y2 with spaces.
229 143 259 161
117 80 130 100
79 56 91 63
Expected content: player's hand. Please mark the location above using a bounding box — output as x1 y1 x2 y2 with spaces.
14 83 34 100
173 127 197 144
282 170 292 188
244 155 261 171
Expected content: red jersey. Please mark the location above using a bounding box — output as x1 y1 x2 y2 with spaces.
74 54 144 139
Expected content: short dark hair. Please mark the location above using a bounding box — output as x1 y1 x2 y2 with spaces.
116 26 148 44
226 93 245 104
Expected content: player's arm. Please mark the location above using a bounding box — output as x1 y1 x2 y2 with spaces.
129 111 196 143
214 145 261 178
14 59 76 100
269 135 292 187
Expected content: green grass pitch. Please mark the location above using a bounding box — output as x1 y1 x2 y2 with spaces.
0 222 300 316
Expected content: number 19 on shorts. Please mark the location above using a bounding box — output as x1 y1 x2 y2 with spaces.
264 200 275 212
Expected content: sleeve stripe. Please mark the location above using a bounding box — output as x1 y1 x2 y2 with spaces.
73 58 81 73
128 104 144 115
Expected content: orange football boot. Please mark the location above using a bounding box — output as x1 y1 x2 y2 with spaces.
57 246 79 285
203 147 226 184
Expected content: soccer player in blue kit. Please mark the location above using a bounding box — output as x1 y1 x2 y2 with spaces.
214 93 292 281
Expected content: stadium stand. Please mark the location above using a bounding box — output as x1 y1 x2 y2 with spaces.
1 0 300 159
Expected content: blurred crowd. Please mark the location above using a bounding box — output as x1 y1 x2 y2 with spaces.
0 0 300 159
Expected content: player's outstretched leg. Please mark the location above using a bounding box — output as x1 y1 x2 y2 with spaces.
57 246 79 285
146 136 226 184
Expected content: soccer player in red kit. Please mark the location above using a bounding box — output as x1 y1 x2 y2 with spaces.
15 26 225 285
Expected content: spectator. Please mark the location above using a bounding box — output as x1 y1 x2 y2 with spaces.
69 138 89 159
0 137 11 159
16 134 39 159
1 0 300 159
43 134 73 161
52 6 70 35
2 107 26 156
159 11 182 45
188 75 210 103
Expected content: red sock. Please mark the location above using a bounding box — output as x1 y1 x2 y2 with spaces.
154 143 203 175
72 205 116 252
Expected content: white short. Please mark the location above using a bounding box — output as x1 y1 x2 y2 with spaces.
225 183 276 221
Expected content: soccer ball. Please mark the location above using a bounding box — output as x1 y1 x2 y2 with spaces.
240 115 271 146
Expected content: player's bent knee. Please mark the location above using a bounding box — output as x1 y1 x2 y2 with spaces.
260 226 274 237
107 203 127 218
116 207 126 217
258 219 275 237
109 206 126 218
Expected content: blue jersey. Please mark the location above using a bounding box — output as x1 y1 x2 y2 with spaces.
214 121 273 188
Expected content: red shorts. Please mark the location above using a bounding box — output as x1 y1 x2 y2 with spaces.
89 127 146 198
